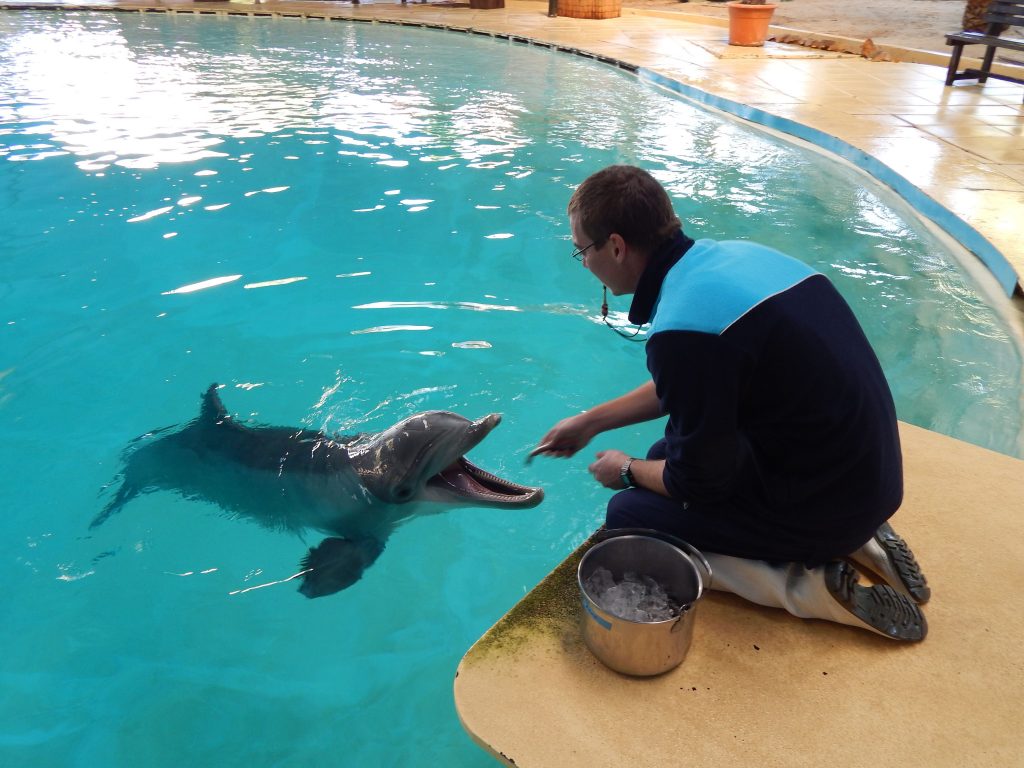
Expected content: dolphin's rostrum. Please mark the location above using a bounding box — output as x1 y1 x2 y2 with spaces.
93 385 544 597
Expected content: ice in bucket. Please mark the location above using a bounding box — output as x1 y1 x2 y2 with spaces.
577 533 710 676
583 566 681 622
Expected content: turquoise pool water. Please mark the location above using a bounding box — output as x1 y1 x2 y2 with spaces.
1 11 1022 767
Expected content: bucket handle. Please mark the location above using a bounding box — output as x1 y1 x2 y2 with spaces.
594 527 713 589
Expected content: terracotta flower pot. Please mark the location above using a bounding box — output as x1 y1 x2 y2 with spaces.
726 2 778 47
557 0 622 19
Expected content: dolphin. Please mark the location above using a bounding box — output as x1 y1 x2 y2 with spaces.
92 384 544 598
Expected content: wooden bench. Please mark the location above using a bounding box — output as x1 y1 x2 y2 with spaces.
945 0 1024 98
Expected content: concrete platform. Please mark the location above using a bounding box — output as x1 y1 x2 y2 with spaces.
455 422 1024 767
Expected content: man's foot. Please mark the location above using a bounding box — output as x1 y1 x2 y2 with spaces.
825 561 927 642
847 522 931 604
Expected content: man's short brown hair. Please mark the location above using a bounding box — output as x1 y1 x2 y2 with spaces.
567 165 682 255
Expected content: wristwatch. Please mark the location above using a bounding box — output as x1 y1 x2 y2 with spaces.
619 458 637 489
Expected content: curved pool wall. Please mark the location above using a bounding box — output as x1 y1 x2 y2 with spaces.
637 69 1021 299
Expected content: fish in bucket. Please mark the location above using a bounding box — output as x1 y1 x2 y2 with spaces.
577 528 712 676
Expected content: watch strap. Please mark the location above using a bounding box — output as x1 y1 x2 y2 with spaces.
619 458 636 489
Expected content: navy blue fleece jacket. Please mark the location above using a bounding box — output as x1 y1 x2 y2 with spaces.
630 235 903 558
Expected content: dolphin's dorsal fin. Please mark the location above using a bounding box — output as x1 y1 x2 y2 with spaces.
201 384 230 424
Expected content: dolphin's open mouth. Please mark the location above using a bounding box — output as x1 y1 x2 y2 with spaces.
427 457 543 507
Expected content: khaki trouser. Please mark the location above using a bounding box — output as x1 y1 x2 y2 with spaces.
704 554 867 628
704 531 917 633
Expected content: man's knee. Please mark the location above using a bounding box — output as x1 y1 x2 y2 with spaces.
605 489 643 529
645 438 668 461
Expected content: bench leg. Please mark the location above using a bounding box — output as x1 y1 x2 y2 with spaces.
978 45 997 83
945 44 965 86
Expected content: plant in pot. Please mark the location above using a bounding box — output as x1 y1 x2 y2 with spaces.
726 0 778 47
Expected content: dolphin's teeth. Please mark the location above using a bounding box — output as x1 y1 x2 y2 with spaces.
431 458 539 502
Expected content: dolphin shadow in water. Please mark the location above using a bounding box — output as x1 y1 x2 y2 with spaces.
93 384 544 598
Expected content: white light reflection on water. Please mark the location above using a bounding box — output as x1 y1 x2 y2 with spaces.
350 325 433 334
161 274 242 295
353 301 521 312
5 23 229 167
126 205 173 223
2 15 457 170
243 277 307 290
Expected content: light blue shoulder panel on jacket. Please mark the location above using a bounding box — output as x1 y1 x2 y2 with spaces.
650 239 819 336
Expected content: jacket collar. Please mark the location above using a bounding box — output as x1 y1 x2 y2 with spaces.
628 230 695 325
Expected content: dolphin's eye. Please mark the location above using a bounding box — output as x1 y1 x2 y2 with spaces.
394 487 413 502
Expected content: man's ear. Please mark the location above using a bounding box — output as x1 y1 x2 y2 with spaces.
608 232 627 263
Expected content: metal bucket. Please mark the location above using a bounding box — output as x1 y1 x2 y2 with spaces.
577 529 712 677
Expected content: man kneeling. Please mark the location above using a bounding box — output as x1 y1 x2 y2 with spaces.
534 165 929 641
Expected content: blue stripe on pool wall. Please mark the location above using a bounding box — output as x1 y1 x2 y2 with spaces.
637 68 1020 298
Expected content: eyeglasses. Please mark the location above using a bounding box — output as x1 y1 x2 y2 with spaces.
570 239 604 262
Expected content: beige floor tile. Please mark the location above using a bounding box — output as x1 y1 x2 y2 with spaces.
948 137 1024 164
899 113 1015 128
770 107 915 128
844 97 958 112
924 165 1024 196
824 123 926 139
990 164 1024 184
853 135 968 184
922 123 1018 138
941 188 1024 241
922 165 1024 193
880 104 1023 117
928 87 1020 105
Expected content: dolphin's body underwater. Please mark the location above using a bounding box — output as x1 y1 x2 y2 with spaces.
93 385 544 597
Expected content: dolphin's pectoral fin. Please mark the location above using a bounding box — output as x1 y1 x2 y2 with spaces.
298 536 385 599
